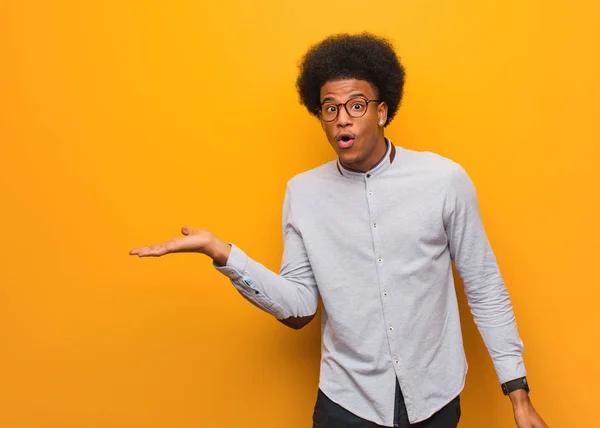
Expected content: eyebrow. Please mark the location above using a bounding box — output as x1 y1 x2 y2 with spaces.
320 92 369 104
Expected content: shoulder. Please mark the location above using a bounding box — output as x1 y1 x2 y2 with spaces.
395 146 470 186
399 147 462 173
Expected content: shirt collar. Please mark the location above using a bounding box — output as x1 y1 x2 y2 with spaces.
336 138 396 180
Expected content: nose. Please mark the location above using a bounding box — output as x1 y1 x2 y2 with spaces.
336 106 353 127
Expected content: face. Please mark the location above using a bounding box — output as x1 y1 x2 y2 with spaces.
319 79 388 172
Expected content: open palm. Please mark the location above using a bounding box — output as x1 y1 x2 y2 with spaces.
129 226 213 257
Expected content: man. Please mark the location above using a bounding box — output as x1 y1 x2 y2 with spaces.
130 33 547 428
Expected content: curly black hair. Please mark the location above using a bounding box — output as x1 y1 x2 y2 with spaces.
296 33 405 126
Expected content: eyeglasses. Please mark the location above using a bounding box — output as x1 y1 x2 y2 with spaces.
318 97 382 122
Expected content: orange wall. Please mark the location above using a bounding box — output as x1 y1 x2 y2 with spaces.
1 1 598 427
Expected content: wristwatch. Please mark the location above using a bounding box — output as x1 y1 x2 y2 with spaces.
501 376 530 395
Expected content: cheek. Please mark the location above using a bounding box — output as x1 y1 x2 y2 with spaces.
356 122 375 139
323 124 336 140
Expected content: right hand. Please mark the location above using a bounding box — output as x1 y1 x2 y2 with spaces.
129 226 230 264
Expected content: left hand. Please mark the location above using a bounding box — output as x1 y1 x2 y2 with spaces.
509 390 548 427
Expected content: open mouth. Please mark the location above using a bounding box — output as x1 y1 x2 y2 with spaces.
337 133 356 149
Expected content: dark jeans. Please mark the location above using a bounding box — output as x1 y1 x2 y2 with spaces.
313 379 461 428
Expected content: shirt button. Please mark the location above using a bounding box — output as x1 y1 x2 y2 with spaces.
394 359 399 365
389 326 394 331
377 258 383 263
383 292 388 297
372 222 377 228
366 174 371 178
369 191 373 196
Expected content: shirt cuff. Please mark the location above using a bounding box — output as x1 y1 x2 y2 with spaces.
213 243 249 281
496 358 527 384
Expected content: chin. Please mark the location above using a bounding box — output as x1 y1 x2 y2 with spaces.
338 151 364 166
329 138 365 165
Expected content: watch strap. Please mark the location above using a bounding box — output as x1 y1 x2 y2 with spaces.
501 376 529 395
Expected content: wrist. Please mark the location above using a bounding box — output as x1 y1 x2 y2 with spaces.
509 389 530 408
206 236 231 266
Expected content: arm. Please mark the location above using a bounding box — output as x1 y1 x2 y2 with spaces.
213 185 319 328
443 164 547 427
444 164 525 383
129 183 319 330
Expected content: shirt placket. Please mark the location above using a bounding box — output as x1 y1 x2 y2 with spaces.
364 173 408 411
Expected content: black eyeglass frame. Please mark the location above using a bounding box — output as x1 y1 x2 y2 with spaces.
317 98 383 122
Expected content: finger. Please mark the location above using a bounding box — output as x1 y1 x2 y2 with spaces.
137 245 168 257
181 226 201 236
129 246 163 256
130 244 167 257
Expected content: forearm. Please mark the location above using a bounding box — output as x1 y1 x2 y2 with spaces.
465 271 526 383
213 244 319 324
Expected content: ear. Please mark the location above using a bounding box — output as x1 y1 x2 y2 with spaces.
378 102 388 126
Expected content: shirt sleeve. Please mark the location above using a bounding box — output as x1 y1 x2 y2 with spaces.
214 183 319 326
443 163 527 384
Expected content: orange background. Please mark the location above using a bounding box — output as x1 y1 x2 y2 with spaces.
1 1 598 427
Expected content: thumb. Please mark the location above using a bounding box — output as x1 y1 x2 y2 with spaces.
181 226 201 236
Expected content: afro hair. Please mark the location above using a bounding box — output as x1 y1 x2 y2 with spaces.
296 33 405 126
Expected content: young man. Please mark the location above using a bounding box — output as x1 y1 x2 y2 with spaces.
130 34 547 428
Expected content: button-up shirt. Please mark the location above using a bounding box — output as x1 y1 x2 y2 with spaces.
215 140 526 425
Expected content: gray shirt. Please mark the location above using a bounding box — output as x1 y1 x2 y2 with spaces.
215 140 526 425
